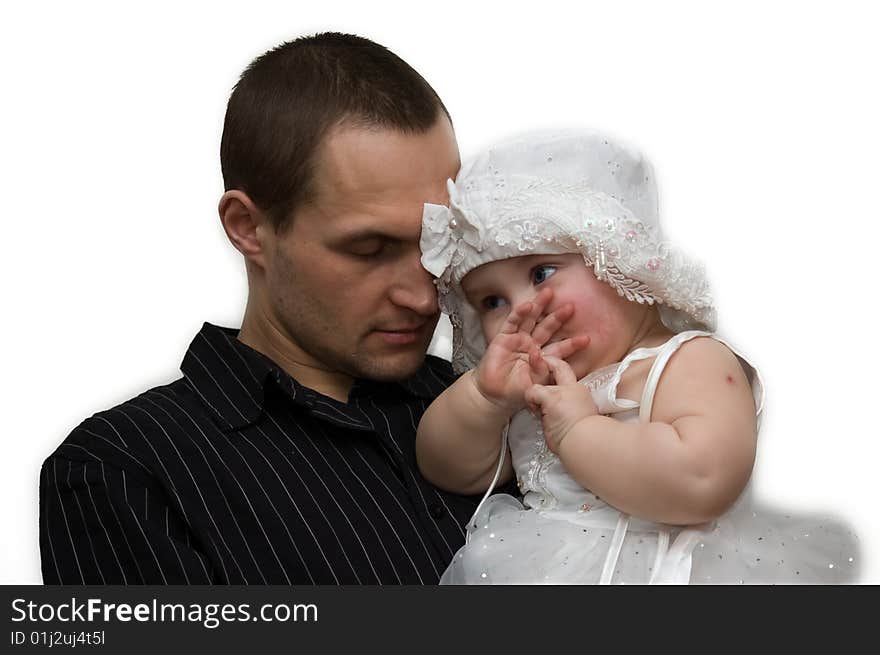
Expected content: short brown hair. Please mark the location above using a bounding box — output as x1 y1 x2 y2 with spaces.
220 32 451 231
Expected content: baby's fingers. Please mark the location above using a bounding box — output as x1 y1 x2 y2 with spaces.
542 335 590 361
515 288 553 336
491 331 533 356
524 383 552 409
498 304 525 335
529 288 554 322
530 303 574 347
528 343 549 381
542 355 578 385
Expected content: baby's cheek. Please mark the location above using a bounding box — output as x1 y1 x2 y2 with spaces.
568 301 604 336
587 318 611 341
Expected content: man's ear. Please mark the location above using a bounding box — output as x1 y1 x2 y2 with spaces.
218 190 270 269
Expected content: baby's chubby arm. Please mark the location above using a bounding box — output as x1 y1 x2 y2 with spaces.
416 289 589 495
416 369 516 495
526 338 757 525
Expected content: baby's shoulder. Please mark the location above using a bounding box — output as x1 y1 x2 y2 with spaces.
616 335 751 411
652 335 757 419
664 335 747 380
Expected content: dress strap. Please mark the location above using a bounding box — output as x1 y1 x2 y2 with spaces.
599 513 630 584
601 331 712 583
604 343 667 411
639 330 713 422
638 330 765 422
464 420 511 544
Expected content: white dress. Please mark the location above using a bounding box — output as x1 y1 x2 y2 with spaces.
440 331 860 584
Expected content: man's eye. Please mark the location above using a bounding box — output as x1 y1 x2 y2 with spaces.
531 265 558 285
348 241 386 258
481 296 507 311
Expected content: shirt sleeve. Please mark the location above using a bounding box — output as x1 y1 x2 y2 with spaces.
39 455 214 584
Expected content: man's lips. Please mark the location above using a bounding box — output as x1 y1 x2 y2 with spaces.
371 323 429 345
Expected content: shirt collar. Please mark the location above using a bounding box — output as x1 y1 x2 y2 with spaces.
180 323 277 431
393 355 452 400
181 323 449 431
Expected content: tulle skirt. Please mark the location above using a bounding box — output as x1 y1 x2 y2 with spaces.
439 491 861 585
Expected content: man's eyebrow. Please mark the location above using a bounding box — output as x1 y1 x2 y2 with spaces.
332 229 396 242
331 227 418 244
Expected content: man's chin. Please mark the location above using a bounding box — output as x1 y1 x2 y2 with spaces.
352 343 430 381
357 358 425 382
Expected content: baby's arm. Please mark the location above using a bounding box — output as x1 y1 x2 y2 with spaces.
417 290 589 495
417 369 517 495
527 338 757 525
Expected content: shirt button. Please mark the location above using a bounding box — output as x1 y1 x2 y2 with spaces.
430 504 445 519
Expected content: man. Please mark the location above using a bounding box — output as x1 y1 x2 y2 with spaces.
39 32 481 584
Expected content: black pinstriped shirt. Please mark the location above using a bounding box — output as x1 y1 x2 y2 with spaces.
39 323 491 584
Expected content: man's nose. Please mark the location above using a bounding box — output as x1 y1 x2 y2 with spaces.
389 251 440 316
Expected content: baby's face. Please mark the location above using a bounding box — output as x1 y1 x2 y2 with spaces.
460 253 652 377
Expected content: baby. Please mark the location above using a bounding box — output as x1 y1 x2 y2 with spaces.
417 130 859 584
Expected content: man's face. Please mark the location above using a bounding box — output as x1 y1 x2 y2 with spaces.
262 118 460 381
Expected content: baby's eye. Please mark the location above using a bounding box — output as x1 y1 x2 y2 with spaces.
481 296 507 311
531 265 558 285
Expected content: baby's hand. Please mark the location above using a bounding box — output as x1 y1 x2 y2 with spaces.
524 289 591 363
474 289 588 413
524 355 599 454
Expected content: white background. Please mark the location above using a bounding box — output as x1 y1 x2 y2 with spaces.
2 1 877 584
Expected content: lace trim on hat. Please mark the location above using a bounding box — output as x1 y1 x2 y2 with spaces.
428 178 713 327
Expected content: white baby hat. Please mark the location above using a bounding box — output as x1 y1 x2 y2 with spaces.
420 129 715 373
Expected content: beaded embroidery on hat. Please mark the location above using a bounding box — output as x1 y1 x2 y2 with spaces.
420 130 716 373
